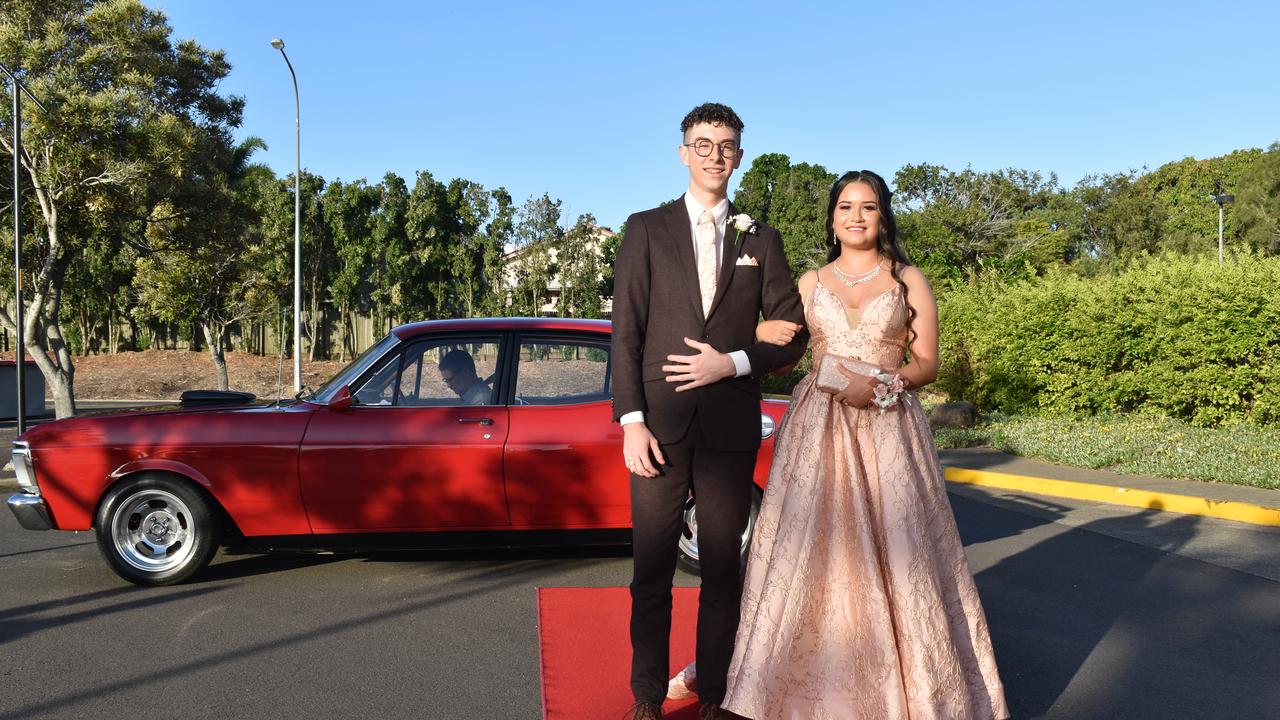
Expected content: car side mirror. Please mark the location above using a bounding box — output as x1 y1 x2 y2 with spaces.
329 385 354 411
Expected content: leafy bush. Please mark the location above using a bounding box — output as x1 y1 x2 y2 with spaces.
937 252 1280 426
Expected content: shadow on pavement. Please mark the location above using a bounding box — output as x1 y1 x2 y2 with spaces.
0 558 563 720
966 498 1280 720
952 490 1069 546
194 541 632 584
0 540 97 559
0 583 231 647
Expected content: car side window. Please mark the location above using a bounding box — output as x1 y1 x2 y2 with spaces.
514 339 610 406
354 337 502 407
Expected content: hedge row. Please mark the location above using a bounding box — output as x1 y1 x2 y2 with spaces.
936 253 1280 426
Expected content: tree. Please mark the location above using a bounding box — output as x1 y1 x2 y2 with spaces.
0 0 245 416
322 178 378 361
478 187 515 316
368 172 409 332
558 213 606 318
1141 150 1260 253
441 178 496 319
1070 171 1166 261
733 154 835 276
507 194 562 315
402 170 450 320
1232 143 1280 256
132 137 274 390
894 163 1066 281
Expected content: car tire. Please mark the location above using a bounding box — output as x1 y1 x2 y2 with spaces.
676 488 762 576
95 474 222 586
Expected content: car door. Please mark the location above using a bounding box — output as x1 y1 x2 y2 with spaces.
502 332 629 528
299 334 511 532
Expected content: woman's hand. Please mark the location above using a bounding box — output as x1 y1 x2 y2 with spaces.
755 320 803 346
833 366 878 408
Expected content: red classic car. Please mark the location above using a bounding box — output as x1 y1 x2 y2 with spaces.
7 318 786 586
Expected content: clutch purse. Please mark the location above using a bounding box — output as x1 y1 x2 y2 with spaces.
814 354 891 394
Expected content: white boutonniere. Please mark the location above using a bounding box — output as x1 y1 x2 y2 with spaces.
730 213 758 235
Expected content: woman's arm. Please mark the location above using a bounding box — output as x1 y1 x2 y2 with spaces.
894 265 939 391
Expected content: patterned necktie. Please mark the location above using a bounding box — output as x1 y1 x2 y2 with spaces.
697 210 717 316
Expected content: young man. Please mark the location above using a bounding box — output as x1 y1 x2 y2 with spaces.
438 349 490 405
611 103 807 720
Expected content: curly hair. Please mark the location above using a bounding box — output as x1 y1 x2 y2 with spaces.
825 170 917 346
680 103 744 135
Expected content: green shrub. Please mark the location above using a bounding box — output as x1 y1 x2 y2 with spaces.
938 252 1280 426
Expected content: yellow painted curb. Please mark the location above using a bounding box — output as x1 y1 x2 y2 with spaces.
943 466 1280 528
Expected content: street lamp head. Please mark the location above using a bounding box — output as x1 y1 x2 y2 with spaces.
270 38 285 49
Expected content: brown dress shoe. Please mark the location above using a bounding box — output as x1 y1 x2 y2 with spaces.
624 701 663 720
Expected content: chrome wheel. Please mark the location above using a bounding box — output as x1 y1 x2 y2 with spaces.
111 489 197 574
676 490 761 575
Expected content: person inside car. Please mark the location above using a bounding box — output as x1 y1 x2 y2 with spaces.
438 349 491 405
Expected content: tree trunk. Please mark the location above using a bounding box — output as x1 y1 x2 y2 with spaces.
202 321 229 391
5 266 80 419
305 283 319 362
335 305 353 363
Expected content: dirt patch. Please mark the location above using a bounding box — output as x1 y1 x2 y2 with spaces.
0 351 348 401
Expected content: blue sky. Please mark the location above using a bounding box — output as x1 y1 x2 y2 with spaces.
154 0 1279 230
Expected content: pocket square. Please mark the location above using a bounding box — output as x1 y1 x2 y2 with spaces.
736 255 759 267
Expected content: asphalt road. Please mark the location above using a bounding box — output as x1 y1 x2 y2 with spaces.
2 486 1278 720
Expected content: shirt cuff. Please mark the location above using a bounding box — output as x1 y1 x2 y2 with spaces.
729 350 752 378
619 411 645 426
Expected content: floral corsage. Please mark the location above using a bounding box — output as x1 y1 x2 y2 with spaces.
871 373 906 413
730 213 759 235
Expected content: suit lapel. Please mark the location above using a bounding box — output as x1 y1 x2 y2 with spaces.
706 203 742 320
663 196 705 320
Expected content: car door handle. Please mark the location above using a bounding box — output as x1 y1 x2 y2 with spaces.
457 417 494 426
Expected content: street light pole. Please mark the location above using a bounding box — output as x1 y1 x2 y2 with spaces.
271 38 302 394
1210 183 1235 265
1 63 47 435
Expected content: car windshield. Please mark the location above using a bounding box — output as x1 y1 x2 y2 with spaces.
309 333 401 404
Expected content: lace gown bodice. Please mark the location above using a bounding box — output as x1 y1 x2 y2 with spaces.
806 280 909 373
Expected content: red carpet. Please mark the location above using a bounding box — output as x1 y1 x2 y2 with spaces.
538 586 701 720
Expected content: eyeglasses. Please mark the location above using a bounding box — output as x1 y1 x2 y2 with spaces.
684 139 740 158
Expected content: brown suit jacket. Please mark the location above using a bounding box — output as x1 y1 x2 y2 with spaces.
610 197 808 451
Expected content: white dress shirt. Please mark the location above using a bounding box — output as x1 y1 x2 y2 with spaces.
618 192 753 427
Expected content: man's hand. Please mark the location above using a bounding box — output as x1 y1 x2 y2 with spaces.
622 422 666 478
663 337 736 392
833 366 877 408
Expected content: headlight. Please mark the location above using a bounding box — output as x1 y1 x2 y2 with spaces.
760 413 776 440
12 442 38 494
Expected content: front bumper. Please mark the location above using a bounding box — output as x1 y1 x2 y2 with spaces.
7 493 52 531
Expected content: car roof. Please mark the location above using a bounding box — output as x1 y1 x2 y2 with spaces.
392 317 612 340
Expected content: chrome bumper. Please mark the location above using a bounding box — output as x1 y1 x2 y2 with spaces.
7 493 52 531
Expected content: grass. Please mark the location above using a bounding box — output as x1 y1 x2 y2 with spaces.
932 412 1280 491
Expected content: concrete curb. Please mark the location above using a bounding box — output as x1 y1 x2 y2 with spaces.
944 466 1280 528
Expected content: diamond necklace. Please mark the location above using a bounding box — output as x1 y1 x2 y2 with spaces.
831 260 882 288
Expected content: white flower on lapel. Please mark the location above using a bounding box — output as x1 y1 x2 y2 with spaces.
730 213 758 235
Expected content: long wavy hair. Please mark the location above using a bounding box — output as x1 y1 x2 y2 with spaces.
826 170 916 345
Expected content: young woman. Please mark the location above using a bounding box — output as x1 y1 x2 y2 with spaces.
720 171 1008 719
